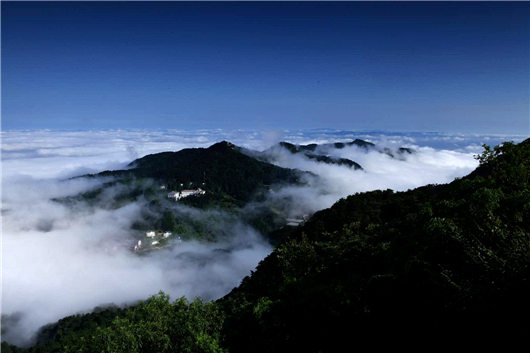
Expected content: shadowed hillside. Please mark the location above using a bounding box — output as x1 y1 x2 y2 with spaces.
220 138 530 349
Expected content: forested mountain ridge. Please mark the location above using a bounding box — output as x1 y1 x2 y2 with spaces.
256 138 415 171
99 141 307 202
283 138 415 156
50 141 314 245
220 139 530 349
273 139 377 153
261 141 364 170
3 139 529 352
72 141 311 210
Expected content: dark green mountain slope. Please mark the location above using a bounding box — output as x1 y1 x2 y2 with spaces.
220 139 530 350
83 141 308 206
52 142 315 245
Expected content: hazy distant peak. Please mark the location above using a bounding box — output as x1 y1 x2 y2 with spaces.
348 139 376 148
398 147 414 154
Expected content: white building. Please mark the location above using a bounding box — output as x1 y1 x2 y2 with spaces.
168 191 179 200
152 240 159 246
168 189 206 201
163 232 171 238
286 218 303 227
146 231 156 238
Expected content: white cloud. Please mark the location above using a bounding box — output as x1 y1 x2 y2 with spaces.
259 142 479 213
2 175 271 345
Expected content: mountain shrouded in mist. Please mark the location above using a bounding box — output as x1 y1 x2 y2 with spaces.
3 138 529 351
252 138 416 170
80 141 310 209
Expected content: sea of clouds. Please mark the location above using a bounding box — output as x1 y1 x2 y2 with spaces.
1 129 526 346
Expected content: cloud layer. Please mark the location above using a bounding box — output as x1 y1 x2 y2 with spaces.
2 129 525 179
1 129 526 346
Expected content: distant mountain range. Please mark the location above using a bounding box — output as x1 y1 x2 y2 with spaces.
271 138 414 155
53 138 416 245
69 138 414 211
262 142 364 170
242 138 415 171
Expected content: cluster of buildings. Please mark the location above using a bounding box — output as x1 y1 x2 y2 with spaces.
147 230 171 246
134 230 173 251
146 230 172 238
167 188 206 201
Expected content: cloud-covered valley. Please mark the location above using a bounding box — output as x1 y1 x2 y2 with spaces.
1 129 526 346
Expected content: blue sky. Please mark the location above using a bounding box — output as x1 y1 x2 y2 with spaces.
2 1 529 134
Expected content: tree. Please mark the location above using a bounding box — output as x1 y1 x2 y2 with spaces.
475 141 530 190
161 210 177 232
60 292 227 353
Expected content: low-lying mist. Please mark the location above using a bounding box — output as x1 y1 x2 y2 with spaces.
2 129 522 346
2 177 271 346
259 141 479 214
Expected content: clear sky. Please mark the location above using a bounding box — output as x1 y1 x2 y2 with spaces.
2 1 529 134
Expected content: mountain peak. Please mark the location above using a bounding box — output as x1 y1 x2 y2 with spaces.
350 139 376 148
208 141 236 151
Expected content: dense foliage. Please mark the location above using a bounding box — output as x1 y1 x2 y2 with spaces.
220 140 530 349
2 294 226 353
4 139 529 351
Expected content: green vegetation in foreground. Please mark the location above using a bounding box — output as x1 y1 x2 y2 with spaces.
220 139 530 349
4 139 530 351
1 294 225 353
